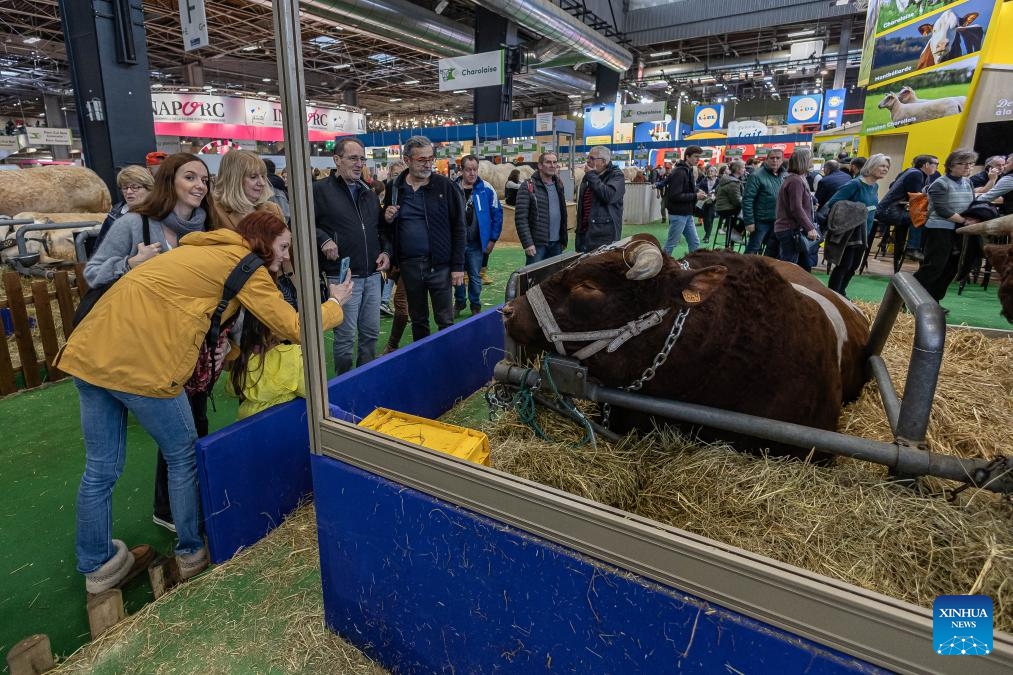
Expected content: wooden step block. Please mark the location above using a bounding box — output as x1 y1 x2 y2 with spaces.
148 555 180 599
6 634 55 675
87 589 125 639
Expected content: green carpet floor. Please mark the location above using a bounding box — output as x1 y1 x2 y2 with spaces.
1 221 1009 669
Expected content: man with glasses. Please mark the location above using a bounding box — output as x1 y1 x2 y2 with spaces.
876 154 939 272
575 146 625 253
515 152 567 264
381 135 466 341
314 137 390 374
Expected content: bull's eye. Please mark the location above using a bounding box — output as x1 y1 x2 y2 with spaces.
571 280 606 304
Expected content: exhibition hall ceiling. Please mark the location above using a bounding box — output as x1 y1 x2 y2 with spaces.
0 0 864 124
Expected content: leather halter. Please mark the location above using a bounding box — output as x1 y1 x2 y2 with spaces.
523 239 687 362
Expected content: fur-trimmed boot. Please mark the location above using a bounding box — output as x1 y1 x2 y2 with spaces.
176 546 209 581
84 540 134 594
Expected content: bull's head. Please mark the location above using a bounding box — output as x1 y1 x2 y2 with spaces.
502 235 727 379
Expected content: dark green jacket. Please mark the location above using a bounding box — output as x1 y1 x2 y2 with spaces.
741 165 785 225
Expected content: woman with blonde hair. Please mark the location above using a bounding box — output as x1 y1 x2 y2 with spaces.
211 150 284 229
95 165 155 249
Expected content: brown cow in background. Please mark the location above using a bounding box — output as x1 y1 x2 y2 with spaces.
0 166 111 216
958 215 1013 323
502 235 870 459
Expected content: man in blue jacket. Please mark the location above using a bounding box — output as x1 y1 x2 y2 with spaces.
381 136 466 341
454 154 502 316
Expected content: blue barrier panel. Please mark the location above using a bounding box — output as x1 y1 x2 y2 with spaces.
313 454 887 674
196 308 504 563
327 307 505 420
196 399 312 564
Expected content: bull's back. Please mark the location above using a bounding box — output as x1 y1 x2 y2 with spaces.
0 167 111 216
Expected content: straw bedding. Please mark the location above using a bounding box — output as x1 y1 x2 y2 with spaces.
53 505 387 674
484 303 1013 631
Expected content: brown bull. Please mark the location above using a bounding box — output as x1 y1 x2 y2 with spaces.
958 214 1013 323
502 235 871 457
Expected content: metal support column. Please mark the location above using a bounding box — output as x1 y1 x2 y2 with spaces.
834 19 851 90
473 6 515 124
42 95 69 160
58 0 157 195
272 0 330 453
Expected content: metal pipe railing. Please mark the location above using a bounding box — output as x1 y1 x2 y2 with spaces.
14 221 102 258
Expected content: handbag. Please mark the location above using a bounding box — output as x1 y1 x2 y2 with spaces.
72 216 151 330
185 252 265 395
908 191 929 228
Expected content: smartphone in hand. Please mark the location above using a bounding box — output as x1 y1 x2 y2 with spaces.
339 256 351 283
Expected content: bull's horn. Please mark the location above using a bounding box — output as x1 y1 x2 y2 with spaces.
626 241 664 280
957 213 1013 235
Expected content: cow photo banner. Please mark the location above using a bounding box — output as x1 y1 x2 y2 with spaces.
860 0 1000 135
868 0 993 86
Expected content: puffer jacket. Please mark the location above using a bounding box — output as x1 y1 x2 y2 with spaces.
576 162 625 252
514 174 568 249
741 165 785 226
714 174 743 213
55 229 344 398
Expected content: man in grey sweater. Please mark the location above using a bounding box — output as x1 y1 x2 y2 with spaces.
515 152 568 264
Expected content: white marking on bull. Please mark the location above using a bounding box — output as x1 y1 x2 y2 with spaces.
791 283 848 366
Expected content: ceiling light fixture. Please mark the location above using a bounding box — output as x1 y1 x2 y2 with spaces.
23 37 41 45
404 80 419 85
333 63 351 70
650 50 672 58
389 97 402 102
786 29 817 38
242 44 259 52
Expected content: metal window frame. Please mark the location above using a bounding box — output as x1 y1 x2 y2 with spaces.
269 2 1013 672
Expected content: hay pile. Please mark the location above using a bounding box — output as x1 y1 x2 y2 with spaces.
481 307 1013 631
54 505 387 675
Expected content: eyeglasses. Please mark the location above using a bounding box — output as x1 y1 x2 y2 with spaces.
588 156 605 163
953 162 974 166
410 155 435 164
341 155 367 164
121 184 147 192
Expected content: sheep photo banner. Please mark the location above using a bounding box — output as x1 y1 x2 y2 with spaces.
861 0 999 135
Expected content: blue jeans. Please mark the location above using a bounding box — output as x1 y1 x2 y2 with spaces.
524 241 563 265
774 230 800 265
380 276 394 304
746 220 775 255
455 244 485 308
329 272 381 375
75 378 203 574
663 214 700 255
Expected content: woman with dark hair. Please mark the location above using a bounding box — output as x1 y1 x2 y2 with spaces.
773 148 819 266
227 312 306 420
55 211 352 593
504 169 521 206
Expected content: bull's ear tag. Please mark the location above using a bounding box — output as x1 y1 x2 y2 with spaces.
682 289 701 304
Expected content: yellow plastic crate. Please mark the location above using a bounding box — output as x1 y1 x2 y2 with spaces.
358 408 490 466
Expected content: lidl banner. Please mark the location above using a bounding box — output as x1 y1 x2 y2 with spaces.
822 89 847 128
693 104 724 131
868 0 995 86
437 50 505 92
787 94 823 125
584 103 616 145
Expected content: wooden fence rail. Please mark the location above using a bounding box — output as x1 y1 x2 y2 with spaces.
0 265 86 396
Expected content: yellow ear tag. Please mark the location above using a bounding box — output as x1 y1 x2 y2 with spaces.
682 289 701 304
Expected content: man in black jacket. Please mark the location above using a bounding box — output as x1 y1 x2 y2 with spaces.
576 146 625 252
813 160 852 208
660 145 707 255
314 138 390 374
515 152 568 264
381 135 466 341
877 154 938 272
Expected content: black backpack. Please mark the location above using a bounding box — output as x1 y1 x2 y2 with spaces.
72 215 152 330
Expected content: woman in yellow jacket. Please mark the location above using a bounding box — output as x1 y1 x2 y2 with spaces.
55 212 353 593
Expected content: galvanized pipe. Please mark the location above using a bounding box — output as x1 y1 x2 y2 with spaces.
865 272 945 445
492 361 1013 494
866 355 899 434
14 221 102 257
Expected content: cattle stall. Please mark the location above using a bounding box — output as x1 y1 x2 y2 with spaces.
199 3 1012 672
194 305 1012 673
494 251 1013 494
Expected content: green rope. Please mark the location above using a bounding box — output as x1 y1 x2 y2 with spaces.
514 368 549 440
